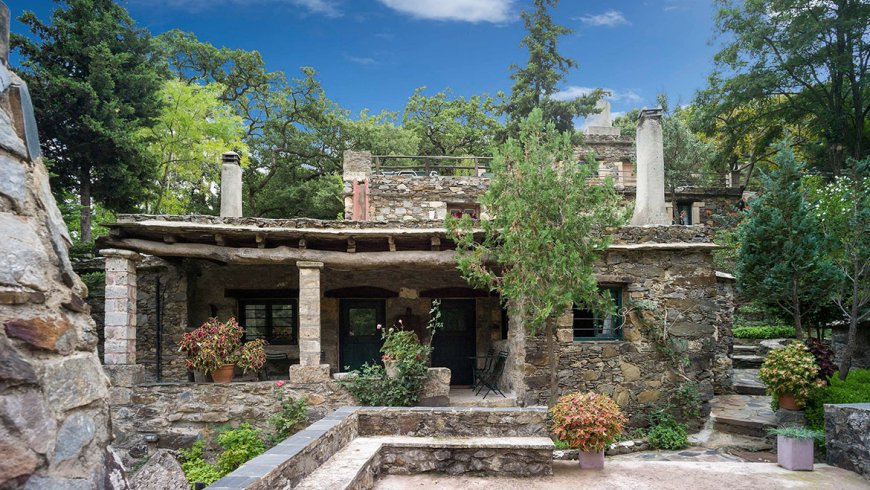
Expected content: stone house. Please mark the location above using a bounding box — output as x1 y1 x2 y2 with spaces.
90 109 737 427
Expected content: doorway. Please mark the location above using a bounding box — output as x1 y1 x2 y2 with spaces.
431 299 477 385
339 299 385 371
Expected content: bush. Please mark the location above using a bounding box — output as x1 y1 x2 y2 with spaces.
732 325 796 339
759 341 824 408
804 338 836 381
647 410 688 450
805 369 870 431
215 424 266 475
550 392 626 453
269 382 308 444
338 362 425 406
178 440 221 489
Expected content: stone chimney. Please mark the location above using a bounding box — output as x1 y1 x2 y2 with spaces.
584 99 621 137
630 108 670 225
220 151 242 217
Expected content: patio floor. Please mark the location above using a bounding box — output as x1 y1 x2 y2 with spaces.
448 387 518 407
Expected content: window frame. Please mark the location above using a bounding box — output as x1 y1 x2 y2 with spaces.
238 298 299 345
572 286 624 342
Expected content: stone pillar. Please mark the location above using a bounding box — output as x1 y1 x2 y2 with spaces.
220 151 242 218
102 248 142 365
630 108 670 226
289 261 331 383
343 150 372 220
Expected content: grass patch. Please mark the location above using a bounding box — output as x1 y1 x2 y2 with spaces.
733 325 796 339
805 369 870 432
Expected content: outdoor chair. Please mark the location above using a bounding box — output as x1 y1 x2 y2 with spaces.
471 348 496 390
476 350 508 399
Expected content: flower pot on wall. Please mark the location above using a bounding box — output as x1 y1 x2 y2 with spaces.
578 450 605 469
778 393 799 410
211 364 235 384
777 435 814 471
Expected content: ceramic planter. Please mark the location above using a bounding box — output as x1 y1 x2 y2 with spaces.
211 364 235 384
578 450 605 469
778 393 799 410
777 435 814 471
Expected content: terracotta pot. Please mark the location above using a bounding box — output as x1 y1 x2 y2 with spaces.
211 364 235 384
777 435 814 471
578 450 605 469
778 392 799 410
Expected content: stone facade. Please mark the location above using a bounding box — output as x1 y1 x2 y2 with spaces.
357 174 489 222
825 403 870 478
831 322 870 370
0 60 125 487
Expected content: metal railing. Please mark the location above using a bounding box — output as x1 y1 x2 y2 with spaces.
372 155 493 177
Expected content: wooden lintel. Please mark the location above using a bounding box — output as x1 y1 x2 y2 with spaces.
388 236 396 252
255 233 265 249
347 237 356 253
214 234 225 246
163 235 176 244
430 236 441 251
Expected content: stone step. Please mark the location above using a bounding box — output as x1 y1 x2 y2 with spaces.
732 369 767 396
710 395 776 439
732 354 765 369
732 344 757 354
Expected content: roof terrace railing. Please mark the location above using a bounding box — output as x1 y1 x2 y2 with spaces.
372 155 493 177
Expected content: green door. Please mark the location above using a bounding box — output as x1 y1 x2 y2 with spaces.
431 299 476 385
339 299 386 371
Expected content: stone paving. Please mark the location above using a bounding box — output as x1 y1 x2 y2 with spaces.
449 387 518 408
375 460 870 489
733 368 767 395
710 394 776 438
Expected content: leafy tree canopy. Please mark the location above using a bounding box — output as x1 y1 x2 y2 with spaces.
402 87 501 157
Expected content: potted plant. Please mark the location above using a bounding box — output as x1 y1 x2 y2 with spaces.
758 341 824 410
379 321 431 379
550 392 626 469
769 426 822 471
178 317 267 383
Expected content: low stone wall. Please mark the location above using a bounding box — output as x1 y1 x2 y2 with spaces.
825 403 870 478
357 406 548 437
379 442 552 477
363 174 489 222
831 323 870 370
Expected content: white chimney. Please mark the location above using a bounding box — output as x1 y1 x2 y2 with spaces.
630 108 670 225
220 151 242 218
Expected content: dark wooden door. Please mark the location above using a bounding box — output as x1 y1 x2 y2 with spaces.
431 299 476 385
339 299 385 372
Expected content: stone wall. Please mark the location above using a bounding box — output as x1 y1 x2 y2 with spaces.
356 406 548 437
108 379 353 467
825 403 870 478
508 226 733 426
831 322 870 370
364 175 489 222
0 63 125 486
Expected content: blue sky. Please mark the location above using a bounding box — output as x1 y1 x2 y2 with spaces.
8 0 721 121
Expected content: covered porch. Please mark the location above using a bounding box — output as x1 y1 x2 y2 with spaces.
97 215 506 386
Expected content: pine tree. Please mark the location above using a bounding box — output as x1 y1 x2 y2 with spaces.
736 143 838 337
12 0 162 243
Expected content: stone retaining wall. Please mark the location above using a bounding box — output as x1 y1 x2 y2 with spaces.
831 323 870 370
357 406 548 437
379 443 551 477
825 403 870 478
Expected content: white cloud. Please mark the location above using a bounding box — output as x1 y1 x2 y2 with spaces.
346 55 377 65
378 0 515 23
574 10 629 27
553 86 644 104
132 0 341 16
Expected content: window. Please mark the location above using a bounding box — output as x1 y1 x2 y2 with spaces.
677 202 693 225
448 203 480 219
238 299 298 345
573 287 623 341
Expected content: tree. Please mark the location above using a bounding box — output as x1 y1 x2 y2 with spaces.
12 0 163 243
402 87 501 156
503 0 603 135
707 0 870 174
448 109 625 405
736 143 839 337
140 80 247 215
808 158 870 378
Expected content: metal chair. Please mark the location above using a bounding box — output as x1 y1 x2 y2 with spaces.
476 351 508 399
472 348 496 390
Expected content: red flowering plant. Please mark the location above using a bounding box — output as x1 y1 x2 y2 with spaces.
759 341 825 407
178 317 267 375
550 392 626 453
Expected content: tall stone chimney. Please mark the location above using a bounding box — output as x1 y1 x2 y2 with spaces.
630 108 670 226
220 151 242 218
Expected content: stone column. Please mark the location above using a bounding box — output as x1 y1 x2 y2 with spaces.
630 108 670 226
290 261 330 383
220 151 242 218
102 248 142 365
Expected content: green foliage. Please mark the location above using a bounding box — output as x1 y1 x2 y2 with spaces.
178 440 221 488
672 383 702 419
139 79 248 215
12 0 163 242
268 387 308 445
767 426 824 441
503 0 602 134
661 97 715 196
338 362 423 407
215 424 266 475
736 143 839 336
759 342 824 408
80 272 106 294
550 392 626 452
805 369 870 431
732 325 797 339
403 87 501 156
646 410 688 450
627 300 691 378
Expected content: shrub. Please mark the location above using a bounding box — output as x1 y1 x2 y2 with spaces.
671 382 701 419
647 410 688 450
732 325 796 339
215 424 266 475
550 392 626 453
767 426 824 441
178 440 221 489
758 341 824 408
338 362 424 406
805 369 870 431
269 381 309 444
804 338 836 381
178 317 266 375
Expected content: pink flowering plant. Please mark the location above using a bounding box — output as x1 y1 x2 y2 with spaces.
759 341 825 408
178 317 267 375
268 380 308 444
550 392 626 453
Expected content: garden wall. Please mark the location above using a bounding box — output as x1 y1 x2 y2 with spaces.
825 403 870 478
360 174 489 222
831 322 870 370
